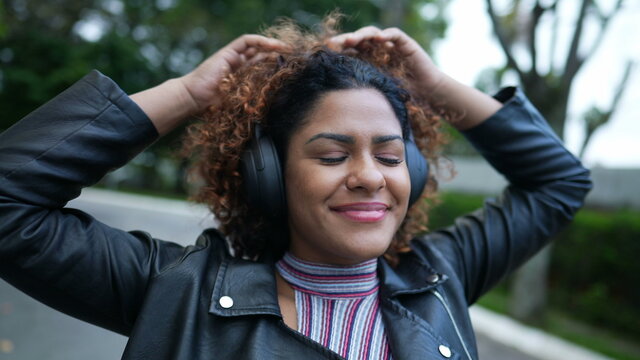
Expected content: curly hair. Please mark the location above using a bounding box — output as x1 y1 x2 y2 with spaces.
182 15 450 264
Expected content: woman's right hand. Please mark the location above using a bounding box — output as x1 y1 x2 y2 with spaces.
179 35 288 113
131 35 287 136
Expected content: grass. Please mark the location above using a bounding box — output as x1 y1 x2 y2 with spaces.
477 288 640 360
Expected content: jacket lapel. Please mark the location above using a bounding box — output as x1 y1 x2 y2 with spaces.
378 256 459 359
378 255 448 296
208 255 281 317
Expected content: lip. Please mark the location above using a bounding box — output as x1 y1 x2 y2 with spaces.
330 202 389 223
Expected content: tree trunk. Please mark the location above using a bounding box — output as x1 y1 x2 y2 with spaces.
508 244 553 324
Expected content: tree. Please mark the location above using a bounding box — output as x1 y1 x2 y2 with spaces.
578 60 634 158
484 0 633 323
1 0 449 194
1 0 448 128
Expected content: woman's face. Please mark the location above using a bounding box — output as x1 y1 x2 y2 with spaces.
284 88 411 265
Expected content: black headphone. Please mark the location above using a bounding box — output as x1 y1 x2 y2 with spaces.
240 125 429 220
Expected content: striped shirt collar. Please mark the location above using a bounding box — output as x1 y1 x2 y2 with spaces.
276 252 379 298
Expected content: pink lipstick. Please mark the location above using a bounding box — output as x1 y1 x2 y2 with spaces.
330 202 389 223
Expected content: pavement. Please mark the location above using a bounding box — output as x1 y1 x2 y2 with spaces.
0 188 612 359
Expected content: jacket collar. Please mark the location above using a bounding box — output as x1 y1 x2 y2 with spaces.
377 253 448 297
208 254 282 318
209 248 447 318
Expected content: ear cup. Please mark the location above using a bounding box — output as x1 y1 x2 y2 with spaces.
240 125 287 220
404 140 429 207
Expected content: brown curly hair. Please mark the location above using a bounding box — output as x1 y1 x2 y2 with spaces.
182 14 450 264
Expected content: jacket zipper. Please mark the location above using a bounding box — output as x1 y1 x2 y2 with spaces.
430 289 474 360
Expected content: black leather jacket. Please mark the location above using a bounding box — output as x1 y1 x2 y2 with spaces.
0 71 592 359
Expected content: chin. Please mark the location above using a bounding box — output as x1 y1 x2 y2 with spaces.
287 216 400 265
332 233 393 263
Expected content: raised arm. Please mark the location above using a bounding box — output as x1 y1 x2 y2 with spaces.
0 35 286 334
330 27 592 303
432 87 592 303
131 35 287 135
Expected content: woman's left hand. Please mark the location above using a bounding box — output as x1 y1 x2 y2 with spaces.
328 26 445 99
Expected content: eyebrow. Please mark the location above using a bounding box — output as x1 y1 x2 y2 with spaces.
305 133 355 145
372 135 403 144
305 133 403 145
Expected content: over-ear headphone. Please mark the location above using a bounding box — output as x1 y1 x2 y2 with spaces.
240 124 429 220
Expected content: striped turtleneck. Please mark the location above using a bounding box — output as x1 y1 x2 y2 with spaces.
276 252 392 360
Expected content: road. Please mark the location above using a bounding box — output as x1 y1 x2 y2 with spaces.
0 188 539 360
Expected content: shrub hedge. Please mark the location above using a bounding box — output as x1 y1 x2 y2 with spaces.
428 192 640 341
551 208 640 340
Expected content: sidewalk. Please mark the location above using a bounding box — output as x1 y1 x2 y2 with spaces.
470 306 612 360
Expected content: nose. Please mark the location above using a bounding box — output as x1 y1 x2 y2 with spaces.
345 156 386 193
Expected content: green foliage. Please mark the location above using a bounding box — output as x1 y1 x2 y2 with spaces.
1 0 450 197
428 191 485 229
478 289 640 360
1 0 449 131
550 208 640 340
441 123 480 157
431 192 640 342
0 2 7 39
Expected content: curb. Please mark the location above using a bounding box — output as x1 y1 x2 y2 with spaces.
75 188 212 219
470 306 612 360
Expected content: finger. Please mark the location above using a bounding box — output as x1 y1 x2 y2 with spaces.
377 28 409 44
327 33 349 50
243 46 258 59
329 26 382 49
230 34 289 54
376 28 417 55
344 26 383 48
246 51 277 65
221 50 244 72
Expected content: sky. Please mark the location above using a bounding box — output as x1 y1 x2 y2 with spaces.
434 0 640 168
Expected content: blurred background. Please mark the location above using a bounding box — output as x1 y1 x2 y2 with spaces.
1 0 639 359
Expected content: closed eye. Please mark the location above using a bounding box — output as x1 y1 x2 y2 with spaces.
376 156 403 165
318 156 348 164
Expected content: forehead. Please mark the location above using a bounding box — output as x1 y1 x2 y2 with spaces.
297 88 403 138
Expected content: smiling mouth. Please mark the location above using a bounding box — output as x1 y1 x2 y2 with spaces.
330 202 389 223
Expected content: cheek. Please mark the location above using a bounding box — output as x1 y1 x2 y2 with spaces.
389 167 412 205
285 163 342 203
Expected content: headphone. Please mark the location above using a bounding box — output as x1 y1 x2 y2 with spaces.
241 125 429 220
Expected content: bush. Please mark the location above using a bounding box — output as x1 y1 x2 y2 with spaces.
428 191 485 229
550 209 640 340
428 192 640 342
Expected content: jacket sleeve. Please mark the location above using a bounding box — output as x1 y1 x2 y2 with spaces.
0 70 187 335
415 87 592 305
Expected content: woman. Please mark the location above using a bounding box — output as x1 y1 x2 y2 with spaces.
0 19 591 360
